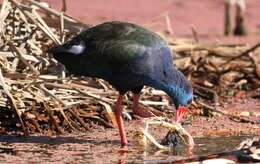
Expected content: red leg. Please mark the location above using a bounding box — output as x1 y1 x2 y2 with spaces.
132 94 154 118
114 94 128 147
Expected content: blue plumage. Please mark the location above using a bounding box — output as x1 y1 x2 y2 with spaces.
49 21 194 147
49 21 193 108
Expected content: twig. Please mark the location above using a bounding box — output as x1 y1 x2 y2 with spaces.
38 83 66 106
97 79 110 91
193 83 219 104
99 101 117 127
61 0 67 12
139 127 168 149
224 0 234 35
0 69 29 135
234 0 247 35
0 0 12 27
67 81 110 93
221 43 260 66
139 100 168 106
68 107 90 131
8 40 40 75
38 83 76 129
30 104 42 133
57 104 76 131
38 83 90 131
197 101 260 124
25 0 90 27
79 114 113 128
164 14 173 35
9 0 61 44
191 25 199 42
60 12 65 43
43 103 64 134
72 87 115 105
31 8 61 45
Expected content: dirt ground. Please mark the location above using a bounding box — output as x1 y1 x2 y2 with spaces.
0 92 259 163
44 0 260 45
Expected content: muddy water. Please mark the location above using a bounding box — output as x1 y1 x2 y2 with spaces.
141 136 252 163
192 136 250 155
0 134 254 163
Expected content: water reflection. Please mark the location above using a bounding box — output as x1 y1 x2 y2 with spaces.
137 135 254 163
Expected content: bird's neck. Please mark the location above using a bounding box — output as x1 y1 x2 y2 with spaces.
154 81 187 101
144 69 191 102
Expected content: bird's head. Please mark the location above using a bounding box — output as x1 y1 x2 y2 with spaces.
164 83 193 123
169 86 193 108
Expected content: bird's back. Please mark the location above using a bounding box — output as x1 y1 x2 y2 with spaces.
49 21 177 92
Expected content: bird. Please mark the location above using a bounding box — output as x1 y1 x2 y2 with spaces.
48 21 193 147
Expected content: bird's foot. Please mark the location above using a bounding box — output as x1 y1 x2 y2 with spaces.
133 107 154 118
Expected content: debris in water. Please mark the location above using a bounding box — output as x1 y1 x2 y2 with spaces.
161 129 187 147
137 117 194 149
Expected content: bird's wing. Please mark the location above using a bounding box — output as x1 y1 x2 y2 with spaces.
77 38 147 78
48 21 168 79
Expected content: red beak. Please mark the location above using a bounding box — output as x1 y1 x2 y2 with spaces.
174 106 187 123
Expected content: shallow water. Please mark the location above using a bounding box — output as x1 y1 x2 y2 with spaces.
192 136 249 155
141 135 252 163
0 135 254 163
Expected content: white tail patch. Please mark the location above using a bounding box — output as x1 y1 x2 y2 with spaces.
67 42 86 55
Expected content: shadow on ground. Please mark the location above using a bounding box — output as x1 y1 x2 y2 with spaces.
0 134 120 145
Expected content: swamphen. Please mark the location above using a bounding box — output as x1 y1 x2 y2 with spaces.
48 21 193 147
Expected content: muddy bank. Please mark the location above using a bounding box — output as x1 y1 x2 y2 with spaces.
1 93 259 163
